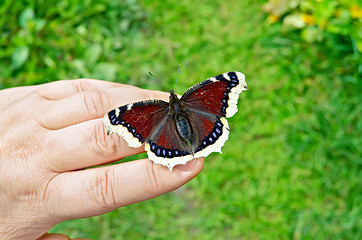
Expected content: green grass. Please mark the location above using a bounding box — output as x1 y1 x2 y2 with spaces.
1 0 361 239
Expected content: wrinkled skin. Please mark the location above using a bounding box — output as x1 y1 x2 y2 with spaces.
0 79 204 240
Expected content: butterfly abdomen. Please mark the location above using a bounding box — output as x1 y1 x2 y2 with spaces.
175 114 192 143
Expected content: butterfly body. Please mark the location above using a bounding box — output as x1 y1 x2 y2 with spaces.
103 72 248 171
169 90 193 146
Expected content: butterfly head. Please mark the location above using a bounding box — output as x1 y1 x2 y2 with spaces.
169 90 183 113
169 90 181 103
169 90 178 97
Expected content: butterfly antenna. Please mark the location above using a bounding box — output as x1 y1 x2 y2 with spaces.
148 71 156 80
174 64 181 91
149 71 167 92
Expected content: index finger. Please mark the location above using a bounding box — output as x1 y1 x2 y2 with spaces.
35 79 136 100
38 86 169 130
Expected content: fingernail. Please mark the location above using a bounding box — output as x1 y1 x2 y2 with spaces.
174 159 197 172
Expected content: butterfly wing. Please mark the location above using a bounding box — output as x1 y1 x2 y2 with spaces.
103 99 169 148
179 71 248 160
103 71 248 171
181 71 247 118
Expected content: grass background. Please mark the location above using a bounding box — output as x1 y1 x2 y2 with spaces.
1 0 361 239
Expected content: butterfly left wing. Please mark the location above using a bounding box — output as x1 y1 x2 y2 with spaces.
178 71 248 161
103 99 169 148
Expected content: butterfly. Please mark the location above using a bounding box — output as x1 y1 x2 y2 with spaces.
103 71 248 171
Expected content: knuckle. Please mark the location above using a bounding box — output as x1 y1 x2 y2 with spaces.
89 168 117 210
83 90 111 118
30 91 48 103
33 89 50 100
144 160 161 192
72 79 90 93
89 121 119 157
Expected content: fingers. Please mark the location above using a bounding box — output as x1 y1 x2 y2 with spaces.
38 87 169 130
44 87 170 171
1 79 141 127
35 79 123 100
46 119 144 172
48 158 204 221
0 79 120 110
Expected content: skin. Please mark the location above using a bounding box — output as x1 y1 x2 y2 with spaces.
0 79 204 240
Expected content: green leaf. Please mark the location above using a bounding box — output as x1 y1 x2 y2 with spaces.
11 46 29 69
84 44 102 67
93 62 117 81
70 59 88 76
19 7 34 28
34 18 46 31
301 26 324 43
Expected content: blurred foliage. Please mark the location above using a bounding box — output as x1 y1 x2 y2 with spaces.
264 0 362 51
1 0 361 239
0 0 148 87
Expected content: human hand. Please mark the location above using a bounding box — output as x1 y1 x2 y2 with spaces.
0 79 204 240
